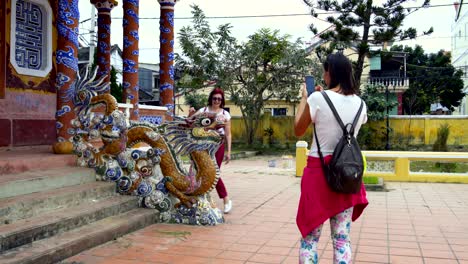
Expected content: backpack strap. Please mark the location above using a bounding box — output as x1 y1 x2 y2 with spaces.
313 124 327 170
350 100 364 135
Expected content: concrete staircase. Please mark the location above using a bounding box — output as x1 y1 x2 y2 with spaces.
0 147 158 264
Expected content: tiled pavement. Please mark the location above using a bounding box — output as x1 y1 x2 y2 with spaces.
66 156 468 264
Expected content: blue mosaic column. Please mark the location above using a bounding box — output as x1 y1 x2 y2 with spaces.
53 0 79 154
122 0 139 120
158 0 177 120
91 0 118 84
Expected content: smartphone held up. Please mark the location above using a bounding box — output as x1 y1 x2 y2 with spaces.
305 75 315 97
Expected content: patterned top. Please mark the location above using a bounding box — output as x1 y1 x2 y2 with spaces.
196 107 231 135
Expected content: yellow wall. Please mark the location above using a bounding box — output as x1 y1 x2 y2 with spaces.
368 117 468 146
231 115 314 145
230 115 468 146
176 95 297 117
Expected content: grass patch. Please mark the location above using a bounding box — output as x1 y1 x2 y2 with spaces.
363 176 380 185
410 161 468 173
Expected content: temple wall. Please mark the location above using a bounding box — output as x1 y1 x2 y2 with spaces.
0 0 58 147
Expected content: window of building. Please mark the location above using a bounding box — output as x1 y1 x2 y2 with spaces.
10 0 52 77
153 76 160 90
272 108 287 116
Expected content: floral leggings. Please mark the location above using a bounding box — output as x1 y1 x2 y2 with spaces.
299 207 353 264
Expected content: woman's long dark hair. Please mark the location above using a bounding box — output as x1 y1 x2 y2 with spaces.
323 53 357 95
207 87 226 108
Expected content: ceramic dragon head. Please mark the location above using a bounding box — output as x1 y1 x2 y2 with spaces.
164 112 224 157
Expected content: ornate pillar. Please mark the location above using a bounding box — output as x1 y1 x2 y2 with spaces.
53 0 80 154
158 0 177 120
122 0 139 120
91 0 118 84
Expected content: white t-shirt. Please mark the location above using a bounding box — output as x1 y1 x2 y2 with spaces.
195 106 231 135
307 90 368 157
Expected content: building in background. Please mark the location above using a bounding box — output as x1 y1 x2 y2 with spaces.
138 63 160 105
452 0 468 115
367 51 409 115
78 44 123 84
306 27 408 115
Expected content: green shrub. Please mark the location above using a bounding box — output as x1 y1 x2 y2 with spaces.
433 124 457 172
263 127 274 146
363 176 379 185
185 93 207 111
433 123 450 152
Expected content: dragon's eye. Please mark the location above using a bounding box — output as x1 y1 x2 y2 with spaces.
200 118 212 126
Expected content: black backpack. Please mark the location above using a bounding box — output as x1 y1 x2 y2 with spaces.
313 91 364 194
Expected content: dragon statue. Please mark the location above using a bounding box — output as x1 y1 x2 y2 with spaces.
70 68 224 225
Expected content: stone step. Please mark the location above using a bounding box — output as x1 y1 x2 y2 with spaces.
0 195 139 252
0 181 116 224
0 167 95 199
0 208 158 264
0 146 76 175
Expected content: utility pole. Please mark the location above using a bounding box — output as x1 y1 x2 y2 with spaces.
385 84 391 151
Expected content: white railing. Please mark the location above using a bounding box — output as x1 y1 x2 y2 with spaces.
367 77 409 88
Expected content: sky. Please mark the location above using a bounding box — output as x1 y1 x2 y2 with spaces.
78 0 457 64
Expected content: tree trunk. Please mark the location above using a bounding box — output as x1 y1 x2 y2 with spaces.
241 110 262 146
354 0 373 89
246 117 255 145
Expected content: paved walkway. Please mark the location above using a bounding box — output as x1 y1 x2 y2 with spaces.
66 156 468 264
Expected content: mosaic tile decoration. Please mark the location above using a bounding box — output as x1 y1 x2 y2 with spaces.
140 115 163 125
15 0 44 70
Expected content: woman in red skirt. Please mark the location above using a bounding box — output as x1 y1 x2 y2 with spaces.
294 53 369 263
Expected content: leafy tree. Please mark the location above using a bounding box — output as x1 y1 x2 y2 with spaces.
360 84 397 121
110 66 123 103
358 84 398 149
303 0 433 87
390 45 464 114
176 5 239 92
177 5 321 145
184 92 207 111
228 29 320 144
90 47 122 103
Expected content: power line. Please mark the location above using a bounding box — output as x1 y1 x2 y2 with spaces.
109 3 465 21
